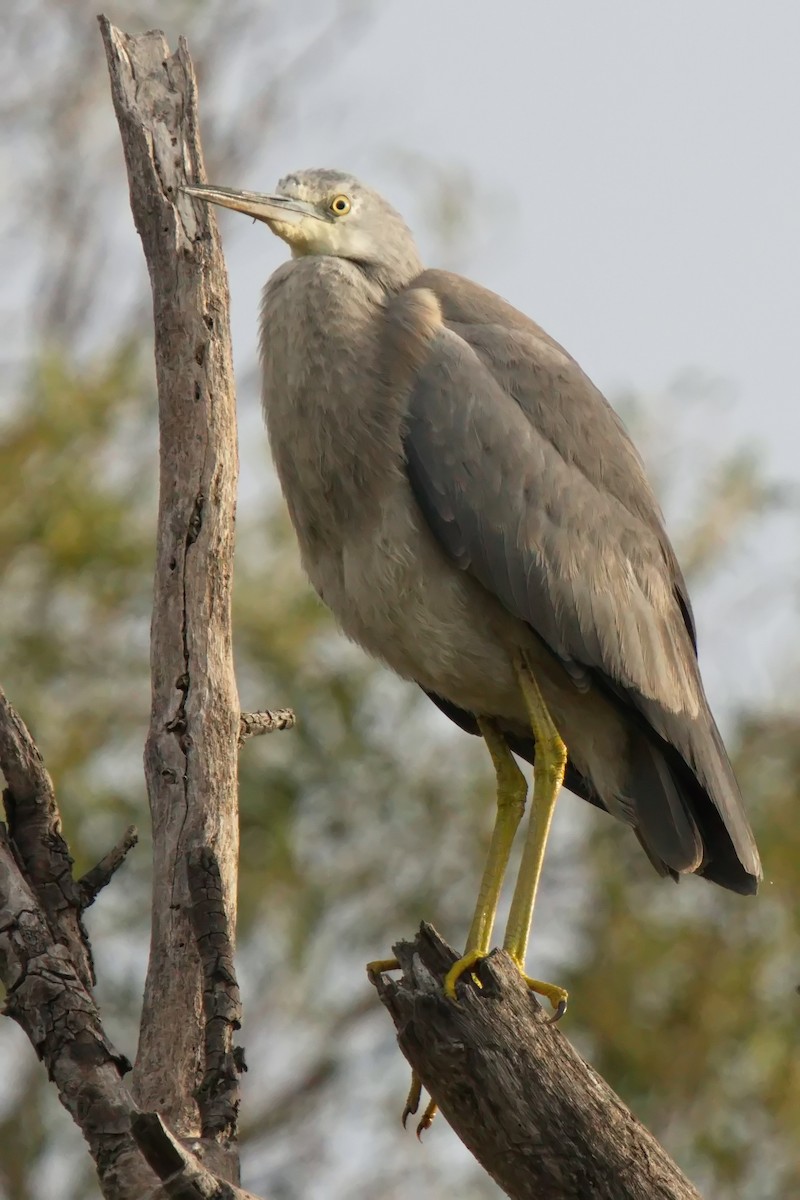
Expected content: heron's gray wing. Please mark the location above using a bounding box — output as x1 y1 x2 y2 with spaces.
391 275 759 887
400 309 697 715
416 270 699 650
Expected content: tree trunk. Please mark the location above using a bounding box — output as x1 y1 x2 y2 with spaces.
99 18 241 1152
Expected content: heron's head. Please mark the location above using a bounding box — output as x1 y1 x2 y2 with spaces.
184 168 422 289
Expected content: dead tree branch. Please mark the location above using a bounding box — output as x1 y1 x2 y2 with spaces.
0 685 94 991
371 924 702 1200
99 16 242 1156
0 836 137 1190
238 709 296 745
0 15 285 1199
78 825 139 909
0 699 150 1197
0 692 269 1198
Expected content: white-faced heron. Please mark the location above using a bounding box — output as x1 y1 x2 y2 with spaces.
185 168 760 1121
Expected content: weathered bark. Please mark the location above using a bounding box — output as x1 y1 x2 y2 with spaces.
0 694 264 1198
0 687 94 992
0 854 141 1195
131 1114 263 1200
238 709 296 745
187 847 243 1141
99 17 241 1153
0 694 158 1197
371 924 702 1200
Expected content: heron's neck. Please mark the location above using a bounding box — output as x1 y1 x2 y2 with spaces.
348 248 423 296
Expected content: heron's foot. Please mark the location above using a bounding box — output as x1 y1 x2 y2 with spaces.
402 1072 438 1138
445 950 566 1019
365 956 400 977
517 969 568 1022
443 948 487 1000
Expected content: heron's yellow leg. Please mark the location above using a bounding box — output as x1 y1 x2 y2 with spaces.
502 652 569 1017
444 717 527 1000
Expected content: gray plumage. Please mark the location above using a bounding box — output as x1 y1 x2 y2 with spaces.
186 168 761 896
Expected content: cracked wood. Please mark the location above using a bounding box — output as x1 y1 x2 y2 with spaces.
100 18 241 1142
371 925 702 1200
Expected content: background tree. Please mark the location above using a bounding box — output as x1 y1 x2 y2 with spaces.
0 5 797 1199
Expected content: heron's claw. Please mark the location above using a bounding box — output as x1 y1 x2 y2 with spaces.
547 997 568 1024
445 950 567 1019
402 1071 438 1136
371 964 442 1136
416 1097 438 1138
443 949 486 1000
365 956 400 977
402 1073 422 1128
518 969 568 1021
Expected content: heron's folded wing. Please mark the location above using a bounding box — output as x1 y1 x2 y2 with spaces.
414 268 699 653
395 280 759 883
402 323 696 715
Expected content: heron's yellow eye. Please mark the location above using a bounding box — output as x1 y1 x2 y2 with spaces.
330 194 351 216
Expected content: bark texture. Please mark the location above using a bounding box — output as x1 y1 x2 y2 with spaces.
0 759 259 1196
371 924 702 1200
187 847 243 1142
0 845 141 1195
238 709 296 745
0 687 94 992
130 1114 263 1200
99 16 241 1145
1 693 175 1197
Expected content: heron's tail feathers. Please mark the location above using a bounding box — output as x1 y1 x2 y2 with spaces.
628 733 760 896
629 740 704 876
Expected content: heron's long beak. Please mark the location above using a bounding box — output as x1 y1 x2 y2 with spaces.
183 184 325 224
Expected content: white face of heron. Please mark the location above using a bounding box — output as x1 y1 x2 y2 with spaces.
187 167 423 286
269 168 423 271
267 176 362 258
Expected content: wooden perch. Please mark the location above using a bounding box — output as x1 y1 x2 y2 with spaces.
371 924 702 1200
99 14 242 1150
